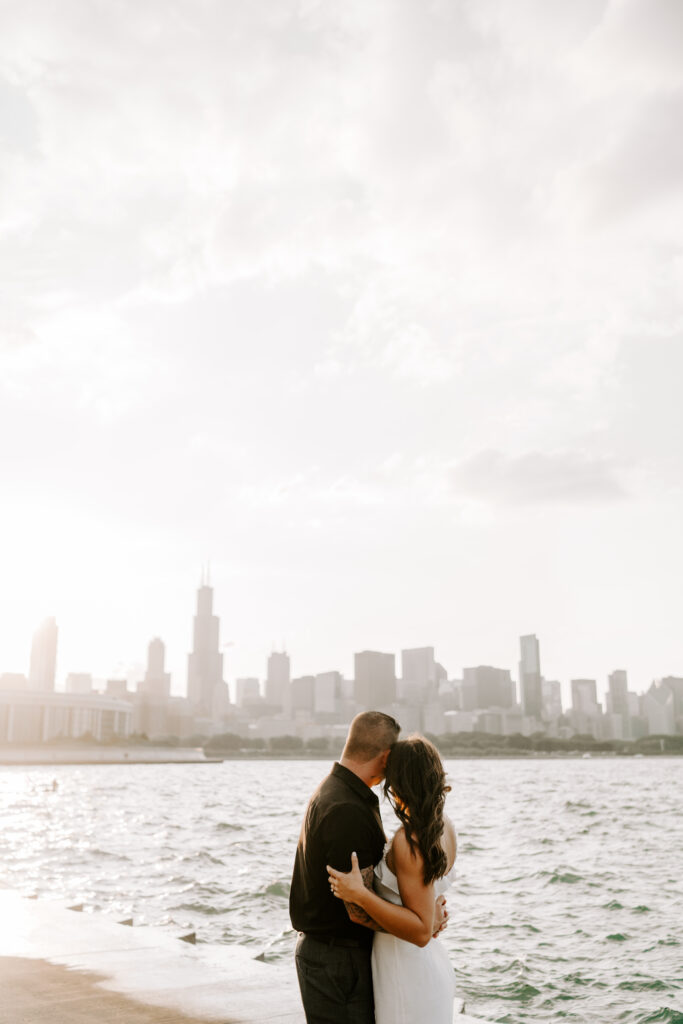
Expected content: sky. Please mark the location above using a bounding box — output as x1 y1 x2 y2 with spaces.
1 0 682 703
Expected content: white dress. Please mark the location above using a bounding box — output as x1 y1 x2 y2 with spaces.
371 844 457 1024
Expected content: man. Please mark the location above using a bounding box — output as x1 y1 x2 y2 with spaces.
289 711 447 1023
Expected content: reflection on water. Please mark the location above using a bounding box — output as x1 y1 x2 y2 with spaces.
1 758 682 1024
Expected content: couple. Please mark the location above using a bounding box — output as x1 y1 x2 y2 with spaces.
289 711 457 1024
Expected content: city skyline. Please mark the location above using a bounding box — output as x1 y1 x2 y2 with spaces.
3 582 680 748
1 580 679 710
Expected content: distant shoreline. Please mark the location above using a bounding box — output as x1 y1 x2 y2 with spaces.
1 745 681 765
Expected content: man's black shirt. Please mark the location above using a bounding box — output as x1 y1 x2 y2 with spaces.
289 762 386 947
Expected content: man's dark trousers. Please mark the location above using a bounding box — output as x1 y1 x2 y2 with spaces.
295 933 374 1024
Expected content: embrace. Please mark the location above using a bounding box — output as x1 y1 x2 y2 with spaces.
289 711 457 1024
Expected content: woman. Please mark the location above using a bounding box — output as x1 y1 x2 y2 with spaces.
327 735 457 1024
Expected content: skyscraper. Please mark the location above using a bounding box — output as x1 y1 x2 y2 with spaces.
140 637 171 699
315 671 342 716
291 675 315 713
463 666 515 709
607 670 629 717
266 651 290 708
28 617 58 691
187 573 225 716
400 647 438 702
519 634 542 719
571 678 599 712
659 677 683 719
542 679 563 719
354 651 396 709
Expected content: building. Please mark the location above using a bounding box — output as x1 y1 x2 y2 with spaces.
601 713 626 741
571 679 599 712
443 710 477 733
0 689 132 743
133 639 172 739
400 647 438 703
106 679 129 699
314 671 342 716
28 617 58 692
139 638 171 699
462 666 516 710
265 651 290 709
542 679 562 719
659 677 683 722
235 678 261 707
607 670 629 716
291 675 315 714
164 697 198 740
568 679 602 737
641 682 676 735
519 635 542 719
422 702 446 735
0 673 28 691
354 651 396 709
65 673 93 694
187 575 226 718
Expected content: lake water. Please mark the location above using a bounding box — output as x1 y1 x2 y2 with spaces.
1 757 682 1024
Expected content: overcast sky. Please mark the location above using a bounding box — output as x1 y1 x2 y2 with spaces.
1 0 682 702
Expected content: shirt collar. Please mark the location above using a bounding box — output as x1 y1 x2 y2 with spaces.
331 761 380 805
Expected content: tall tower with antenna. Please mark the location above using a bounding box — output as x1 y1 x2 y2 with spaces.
187 565 226 717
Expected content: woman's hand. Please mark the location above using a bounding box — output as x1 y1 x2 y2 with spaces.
327 851 368 905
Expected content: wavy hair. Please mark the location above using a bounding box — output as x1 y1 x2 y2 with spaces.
383 735 452 885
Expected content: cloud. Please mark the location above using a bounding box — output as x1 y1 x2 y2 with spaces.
451 449 628 505
565 91 683 226
571 0 683 96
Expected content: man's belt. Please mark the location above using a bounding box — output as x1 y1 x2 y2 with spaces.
299 931 367 948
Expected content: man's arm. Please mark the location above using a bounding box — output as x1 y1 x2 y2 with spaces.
343 864 385 931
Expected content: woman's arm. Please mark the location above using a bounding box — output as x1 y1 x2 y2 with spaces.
327 835 440 948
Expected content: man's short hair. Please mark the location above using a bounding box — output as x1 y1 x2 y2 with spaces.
344 711 401 761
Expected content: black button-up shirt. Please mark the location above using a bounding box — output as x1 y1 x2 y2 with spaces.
289 762 386 946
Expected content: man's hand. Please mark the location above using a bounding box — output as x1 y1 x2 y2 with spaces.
328 852 385 932
432 894 448 938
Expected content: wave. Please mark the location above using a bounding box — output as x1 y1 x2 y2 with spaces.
548 871 582 884
171 901 227 916
180 851 225 866
263 880 290 899
618 980 671 992
490 981 541 1002
635 1009 683 1024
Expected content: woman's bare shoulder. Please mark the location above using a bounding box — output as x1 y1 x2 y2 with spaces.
391 826 423 870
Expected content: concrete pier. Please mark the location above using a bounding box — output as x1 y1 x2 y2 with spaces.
0 890 481 1023
0 745 223 765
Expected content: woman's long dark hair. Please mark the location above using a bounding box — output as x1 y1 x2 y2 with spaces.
384 735 452 885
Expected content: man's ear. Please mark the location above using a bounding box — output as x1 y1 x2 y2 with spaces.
379 748 390 772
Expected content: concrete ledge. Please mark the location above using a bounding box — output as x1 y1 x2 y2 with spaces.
0 890 481 1023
